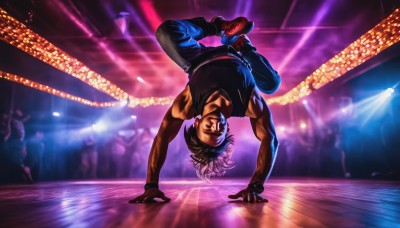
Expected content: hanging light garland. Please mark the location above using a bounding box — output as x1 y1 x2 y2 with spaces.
267 8 400 105
0 70 117 107
0 7 174 108
0 70 174 108
0 8 129 101
1 7 399 107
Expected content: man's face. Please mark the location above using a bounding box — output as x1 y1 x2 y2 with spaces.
194 111 229 147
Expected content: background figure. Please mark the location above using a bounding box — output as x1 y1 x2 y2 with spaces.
25 130 45 182
0 112 11 142
320 123 344 178
0 112 11 183
296 125 315 176
109 131 137 178
3 109 33 183
123 130 139 178
10 109 30 141
333 124 351 178
77 133 98 179
132 128 153 177
7 140 32 183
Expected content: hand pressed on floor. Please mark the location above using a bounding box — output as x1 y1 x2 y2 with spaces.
129 189 171 203
228 188 268 203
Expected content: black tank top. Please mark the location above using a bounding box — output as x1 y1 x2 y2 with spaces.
188 59 255 117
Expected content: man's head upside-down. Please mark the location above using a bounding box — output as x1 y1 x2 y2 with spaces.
184 112 235 181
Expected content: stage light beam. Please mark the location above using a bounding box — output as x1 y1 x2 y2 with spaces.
384 88 394 97
92 123 106 132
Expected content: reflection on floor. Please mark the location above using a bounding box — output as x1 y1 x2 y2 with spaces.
0 178 399 228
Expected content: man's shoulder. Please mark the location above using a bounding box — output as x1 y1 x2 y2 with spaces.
171 86 194 120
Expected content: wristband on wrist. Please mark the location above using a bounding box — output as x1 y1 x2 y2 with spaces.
144 183 159 190
247 182 264 194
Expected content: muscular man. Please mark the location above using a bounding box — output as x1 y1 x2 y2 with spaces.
129 16 280 203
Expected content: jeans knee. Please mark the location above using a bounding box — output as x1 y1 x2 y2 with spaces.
260 74 281 94
270 75 282 94
156 20 182 41
156 20 171 42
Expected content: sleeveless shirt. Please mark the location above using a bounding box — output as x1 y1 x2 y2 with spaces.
188 59 255 117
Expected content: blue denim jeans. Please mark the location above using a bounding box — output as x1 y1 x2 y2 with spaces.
155 17 281 94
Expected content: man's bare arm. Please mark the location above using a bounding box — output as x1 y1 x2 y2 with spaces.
129 87 192 203
228 91 278 202
248 93 279 186
146 107 184 184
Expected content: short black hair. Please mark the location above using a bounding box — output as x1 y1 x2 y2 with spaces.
184 125 235 181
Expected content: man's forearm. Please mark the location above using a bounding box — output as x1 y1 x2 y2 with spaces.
146 136 169 184
249 136 278 185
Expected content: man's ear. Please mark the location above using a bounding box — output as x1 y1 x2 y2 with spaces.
193 118 200 128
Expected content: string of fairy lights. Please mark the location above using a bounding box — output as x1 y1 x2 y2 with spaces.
0 8 128 101
0 7 399 107
0 70 174 108
0 70 118 107
267 8 400 105
0 7 174 108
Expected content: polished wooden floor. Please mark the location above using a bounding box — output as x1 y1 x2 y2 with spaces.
0 178 399 228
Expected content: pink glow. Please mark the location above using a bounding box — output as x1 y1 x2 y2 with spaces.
277 1 331 73
53 1 140 83
139 0 163 32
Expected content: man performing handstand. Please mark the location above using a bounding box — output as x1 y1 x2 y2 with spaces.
129 16 281 203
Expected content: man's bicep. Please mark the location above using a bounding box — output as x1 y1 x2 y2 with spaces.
157 107 184 143
249 103 276 141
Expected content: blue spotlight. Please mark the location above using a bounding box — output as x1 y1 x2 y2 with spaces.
353 87 395 127
302 100 308 105
52 111 61 117
130 115 137 120
384 88 394 97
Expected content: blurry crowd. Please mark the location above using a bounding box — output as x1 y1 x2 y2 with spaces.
273 117 400 179
1 107 399 184
69 127 154 180
273 121 351 178
0 109 155 184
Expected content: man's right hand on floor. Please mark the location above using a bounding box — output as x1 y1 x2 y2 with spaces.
129 189 171 203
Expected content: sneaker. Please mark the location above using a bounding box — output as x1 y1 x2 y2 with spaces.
211 16 254 37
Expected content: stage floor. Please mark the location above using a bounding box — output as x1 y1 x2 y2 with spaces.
0 178 399 228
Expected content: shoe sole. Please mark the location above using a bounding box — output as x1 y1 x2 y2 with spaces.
225 21 254 36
